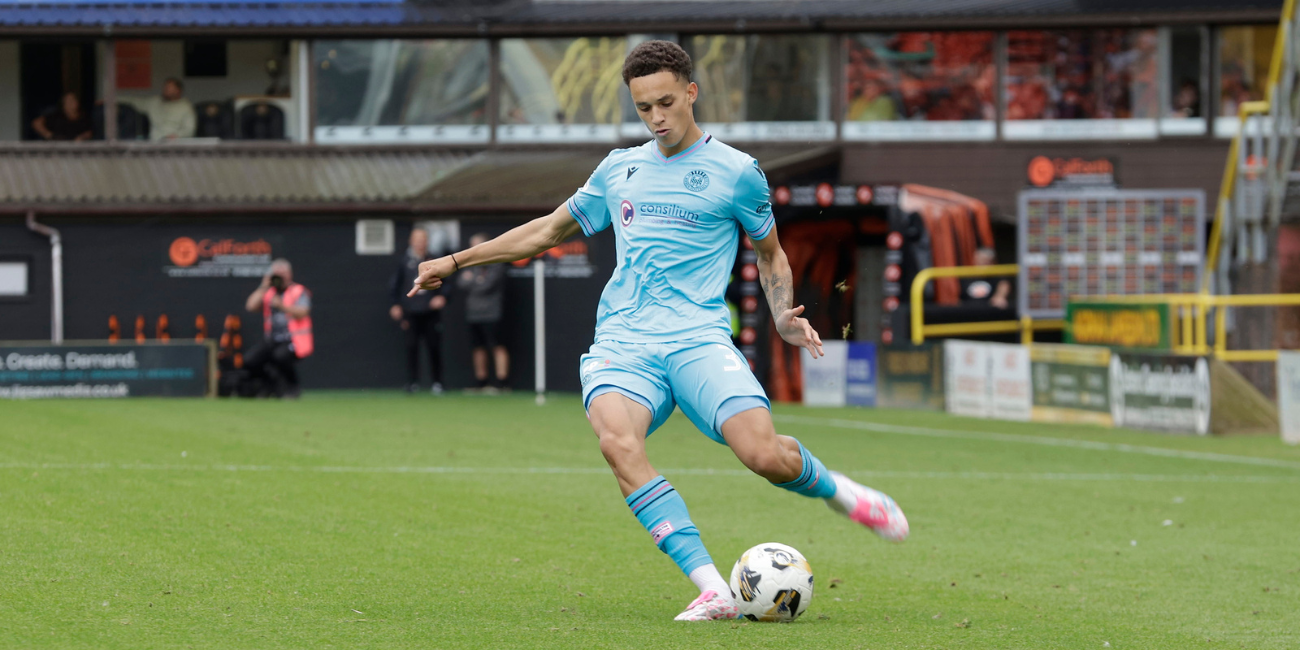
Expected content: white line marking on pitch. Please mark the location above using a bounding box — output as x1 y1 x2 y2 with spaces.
771 414 1300 471
0 462 1297 483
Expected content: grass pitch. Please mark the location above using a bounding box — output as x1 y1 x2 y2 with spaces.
2 393 1299 649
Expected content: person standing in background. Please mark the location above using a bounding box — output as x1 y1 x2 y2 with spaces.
390 228 447 394
456 233 509 393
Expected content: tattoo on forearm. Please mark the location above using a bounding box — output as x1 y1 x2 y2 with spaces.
760 268 792 315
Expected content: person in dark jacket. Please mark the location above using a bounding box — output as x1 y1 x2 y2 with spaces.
456 233 510 392
32 92 93 141
390 228 447 394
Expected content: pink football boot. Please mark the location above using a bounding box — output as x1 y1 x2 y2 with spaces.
826 471 909 541
673 590 740 621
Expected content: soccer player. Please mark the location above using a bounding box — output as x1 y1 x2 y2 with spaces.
410 40 908 621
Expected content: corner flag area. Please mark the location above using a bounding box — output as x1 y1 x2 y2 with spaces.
3 394 1297 649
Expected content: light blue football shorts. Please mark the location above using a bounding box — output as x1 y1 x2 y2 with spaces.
579 332 771 445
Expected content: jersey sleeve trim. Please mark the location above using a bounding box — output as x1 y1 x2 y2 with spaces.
746 214 775 240
567 197 596 237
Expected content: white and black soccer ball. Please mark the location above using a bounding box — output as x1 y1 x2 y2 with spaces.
729 542 814 622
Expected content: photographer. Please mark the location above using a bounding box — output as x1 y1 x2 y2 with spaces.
244 258 313 398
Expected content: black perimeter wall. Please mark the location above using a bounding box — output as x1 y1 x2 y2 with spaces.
0 215 613 392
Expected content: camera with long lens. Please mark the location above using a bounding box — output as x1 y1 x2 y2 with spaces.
269 274 286 291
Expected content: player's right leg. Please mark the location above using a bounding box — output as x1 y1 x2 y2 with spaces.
582 344 737 621
586 393 737 621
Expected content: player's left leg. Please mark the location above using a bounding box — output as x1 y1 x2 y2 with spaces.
720 409 908 542
667 335 907 542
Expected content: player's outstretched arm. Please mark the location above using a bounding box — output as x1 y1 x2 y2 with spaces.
752 228 824 359
408 205 582 296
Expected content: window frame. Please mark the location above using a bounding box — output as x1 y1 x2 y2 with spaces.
313 38 492 145
1158 25 1211 137
0 255 32 303
1001 28 1164 142
679 32 836 143
495 35 629 144
840 31 999 143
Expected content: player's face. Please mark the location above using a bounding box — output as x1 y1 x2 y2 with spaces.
629 71 697 148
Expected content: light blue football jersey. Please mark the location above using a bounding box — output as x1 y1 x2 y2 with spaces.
566 134 774 343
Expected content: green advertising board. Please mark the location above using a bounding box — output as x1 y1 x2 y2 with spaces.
1065 301 1173 350
1030 344 1113 425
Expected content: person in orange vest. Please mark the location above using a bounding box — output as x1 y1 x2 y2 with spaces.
244 258 313 398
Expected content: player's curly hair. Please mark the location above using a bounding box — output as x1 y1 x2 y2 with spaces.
622 40 693 86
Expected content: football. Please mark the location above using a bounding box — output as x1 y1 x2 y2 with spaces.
728 543 815 622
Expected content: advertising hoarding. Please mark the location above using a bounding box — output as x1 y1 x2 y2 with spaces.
1031 344 1113 425
1065 301 1173 350
0 342 213 399
878 343 944 411
802 341 848 407
845 342 878 407
1109 353 1211 435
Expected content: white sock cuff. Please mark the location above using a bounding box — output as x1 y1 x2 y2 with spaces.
688 564 731 596
830 473 858 511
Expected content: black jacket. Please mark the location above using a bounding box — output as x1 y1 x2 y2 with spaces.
390 249 445 315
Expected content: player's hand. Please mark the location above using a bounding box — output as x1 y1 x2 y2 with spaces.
776 305 824 359
408 256 456 296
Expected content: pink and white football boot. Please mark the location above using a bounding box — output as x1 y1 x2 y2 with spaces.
826 471 909 542
673 590 740 621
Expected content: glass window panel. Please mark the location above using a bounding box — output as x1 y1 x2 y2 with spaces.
1167 28 1204 118
0 261 27 296
498 37 626 143
681 34 832 141
843 32 995 141
315 40 489 144
1218 25 1277 117
1005 29 1159 140
1162 27 1206 136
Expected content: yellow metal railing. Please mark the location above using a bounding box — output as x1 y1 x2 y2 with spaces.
909 264 1064 345
1204 0 1298 291
1070 293 1300 362
907 266 1300 361
1267 0 1298 106
1204 100 1270 293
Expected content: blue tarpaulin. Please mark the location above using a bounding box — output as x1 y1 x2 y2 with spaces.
0 1 408 28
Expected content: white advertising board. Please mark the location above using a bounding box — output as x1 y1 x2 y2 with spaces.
1277 351 1300 444
988 342 1032 421
802 340 848 407
944 340 990 418
944 340 1031 421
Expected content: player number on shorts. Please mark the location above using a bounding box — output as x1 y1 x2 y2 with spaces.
716 345 745 372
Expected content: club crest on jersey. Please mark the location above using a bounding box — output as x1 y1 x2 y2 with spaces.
620 200 635 227
684 169 710 192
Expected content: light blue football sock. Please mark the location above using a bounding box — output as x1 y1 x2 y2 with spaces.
772 440 838 499
626 476 713 576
